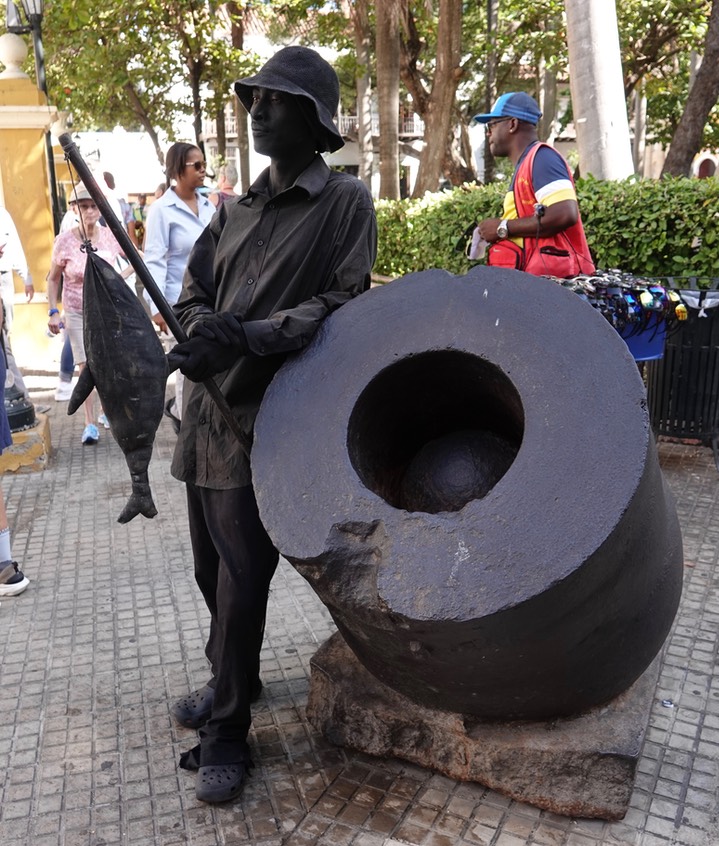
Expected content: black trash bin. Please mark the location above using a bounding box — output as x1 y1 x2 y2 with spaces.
4 383 35 432
645 284 719 467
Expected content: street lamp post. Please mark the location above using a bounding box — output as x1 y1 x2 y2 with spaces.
7 0 61 234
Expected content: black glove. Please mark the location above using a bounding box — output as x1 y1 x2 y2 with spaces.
189 312 248 348
169 314 250 382
167 335 242 382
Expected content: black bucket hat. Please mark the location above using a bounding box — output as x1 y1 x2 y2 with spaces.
234 46 344 153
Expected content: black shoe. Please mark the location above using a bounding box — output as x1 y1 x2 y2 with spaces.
171 685 214 729
171 679 263 729
195 761 251 803
164 397 181 435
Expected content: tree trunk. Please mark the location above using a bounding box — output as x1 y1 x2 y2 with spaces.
662 0 719 177
123 81 165 167
187 58 205 155
226 1 251 191
215 105 227 162
537 59 557 143
412 0 463 196
633 87 647 176
341 0 373 190
457 120 476 182
235 99 251 192
355 2 374 190
564 0 634 179
401 3 474 189
376 0 402 199
441 110 476 186
483 0 500 184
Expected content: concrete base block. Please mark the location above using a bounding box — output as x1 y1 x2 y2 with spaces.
0 413 52 473
307 632 660 821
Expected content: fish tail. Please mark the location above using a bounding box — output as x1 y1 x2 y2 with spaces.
117 473 158 524
117 493 158 524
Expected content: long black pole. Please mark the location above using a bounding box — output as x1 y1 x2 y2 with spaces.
57 132 250 456
29 19 61 234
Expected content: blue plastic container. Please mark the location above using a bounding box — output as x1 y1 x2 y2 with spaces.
619 314 667 361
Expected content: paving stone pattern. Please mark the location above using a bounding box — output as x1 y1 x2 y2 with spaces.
0 379 717 846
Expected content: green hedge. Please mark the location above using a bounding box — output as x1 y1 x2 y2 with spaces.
374 176 719 285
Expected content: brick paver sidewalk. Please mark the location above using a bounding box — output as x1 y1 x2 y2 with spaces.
0 377 717 846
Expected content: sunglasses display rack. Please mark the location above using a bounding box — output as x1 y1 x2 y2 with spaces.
553 269 691 361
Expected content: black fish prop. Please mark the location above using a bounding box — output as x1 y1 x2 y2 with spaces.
68 250 168 523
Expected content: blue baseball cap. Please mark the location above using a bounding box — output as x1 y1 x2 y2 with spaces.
473 92 542 126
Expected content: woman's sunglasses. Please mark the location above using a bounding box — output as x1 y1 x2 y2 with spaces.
184 160 207 171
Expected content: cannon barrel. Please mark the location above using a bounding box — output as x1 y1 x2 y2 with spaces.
252 267 683 720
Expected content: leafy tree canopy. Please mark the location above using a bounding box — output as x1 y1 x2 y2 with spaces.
0 0 263 164
260 0 715 147
1 1 715 167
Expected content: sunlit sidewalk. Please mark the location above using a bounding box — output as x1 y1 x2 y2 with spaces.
0 373 716 846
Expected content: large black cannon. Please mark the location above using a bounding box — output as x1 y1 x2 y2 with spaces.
252 267 683 721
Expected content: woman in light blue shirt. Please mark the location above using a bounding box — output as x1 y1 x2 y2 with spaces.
144 142 215 428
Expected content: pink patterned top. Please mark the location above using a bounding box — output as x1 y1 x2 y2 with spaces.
51 227 124 313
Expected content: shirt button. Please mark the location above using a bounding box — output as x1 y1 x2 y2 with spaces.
247 278 254 285
199 416 206 424
257 239 264 246
268 203 275 210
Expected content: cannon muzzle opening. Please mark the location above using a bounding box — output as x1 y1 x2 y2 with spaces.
347 350 524 512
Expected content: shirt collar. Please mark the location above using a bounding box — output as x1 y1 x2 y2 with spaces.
165 187 213 211
516 140 541 168
246 155 330 202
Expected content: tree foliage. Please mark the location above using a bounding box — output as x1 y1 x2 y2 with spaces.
44 1 178 153
661 0 719 175
36 0 261 165
618 0 718 151
618 0 708 98
3 1 717 181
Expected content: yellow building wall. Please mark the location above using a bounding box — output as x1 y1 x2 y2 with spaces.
0 75 55 293
0 73 59 371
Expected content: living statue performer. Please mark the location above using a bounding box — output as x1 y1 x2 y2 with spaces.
167 46 377 803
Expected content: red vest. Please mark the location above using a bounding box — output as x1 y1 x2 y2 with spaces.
487 143 595 278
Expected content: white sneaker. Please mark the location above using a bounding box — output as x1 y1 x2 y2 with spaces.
0 561 30 596
98 413 110 429
55 381 73 401
0 575 29 596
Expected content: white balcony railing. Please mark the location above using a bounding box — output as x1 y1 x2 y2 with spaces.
205 113 425 141
338 115 424 137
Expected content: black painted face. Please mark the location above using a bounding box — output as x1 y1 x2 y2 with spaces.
250 88 314 160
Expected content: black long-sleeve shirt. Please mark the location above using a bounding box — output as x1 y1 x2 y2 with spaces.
171 155 377 489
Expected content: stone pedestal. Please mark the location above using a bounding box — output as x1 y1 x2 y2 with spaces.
0 412 51 472
307 632 659 821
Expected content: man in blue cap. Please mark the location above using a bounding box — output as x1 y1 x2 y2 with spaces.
474 92 595 278
166 46 377 804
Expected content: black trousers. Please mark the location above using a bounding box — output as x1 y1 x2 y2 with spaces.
186 482 279 765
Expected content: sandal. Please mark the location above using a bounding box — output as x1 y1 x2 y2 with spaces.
171 678 263 729
195 761 251 803
171 685 215 728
